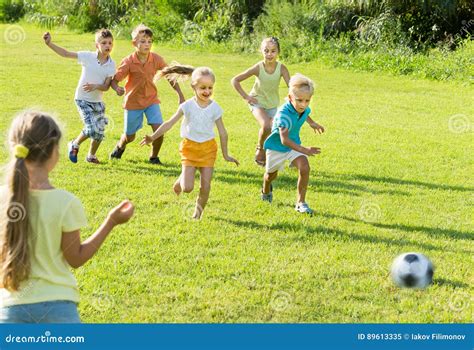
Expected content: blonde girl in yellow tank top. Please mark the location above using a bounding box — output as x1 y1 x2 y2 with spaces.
231 37 290 166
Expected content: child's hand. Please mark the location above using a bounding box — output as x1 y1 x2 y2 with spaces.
140 135 154 146
43 32 51 45
224 155 240 166
245 95 258 105
311 123 325 134
303 147 321 156
107 200 134 226
83 83 97 92
115 86 125 96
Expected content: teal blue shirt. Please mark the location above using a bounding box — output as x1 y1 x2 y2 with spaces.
263 101 311 152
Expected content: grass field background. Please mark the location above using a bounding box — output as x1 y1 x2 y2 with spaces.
0 23 472 323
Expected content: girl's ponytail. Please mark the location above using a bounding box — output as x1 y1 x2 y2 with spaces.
156 62 195 86
1 154 31 291
157 63 216 89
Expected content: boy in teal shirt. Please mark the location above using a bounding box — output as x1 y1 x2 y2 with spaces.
262 74 325 215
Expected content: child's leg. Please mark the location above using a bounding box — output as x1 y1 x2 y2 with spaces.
291 156 310 203
73 132 88 146
263 171 278 193
88 139 101 156
251 108 272 164
150 123 163 158
116 108 143 149
175 165 196 195
194 167 213 219
145 104 164 159
118 133 136 148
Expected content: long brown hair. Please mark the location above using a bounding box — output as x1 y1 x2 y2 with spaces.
156 63 215 87
1 111 61 291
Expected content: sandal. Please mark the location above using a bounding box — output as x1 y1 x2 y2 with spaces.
255 146 266 166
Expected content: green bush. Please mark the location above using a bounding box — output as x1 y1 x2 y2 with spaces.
0 0 25 23
10 0 472 81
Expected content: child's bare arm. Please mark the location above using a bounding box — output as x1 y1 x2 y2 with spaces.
83 77 112 92
140 108 184 146
281 64 291 87
61 200 134 268
110 78 124 96
230 64 259 104
306 116 325 134
215 118 239 165
279 127 321 156
167 80 185 104
43 32 77 59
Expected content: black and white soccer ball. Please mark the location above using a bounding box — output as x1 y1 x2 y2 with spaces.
391 252 434 289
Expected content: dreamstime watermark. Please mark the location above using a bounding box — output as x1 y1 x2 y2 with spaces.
269 291 292 312
357 200 382 223
448 292 471 313
182 202 203 220
3 25 26 45
279 114 293 131
453 19 474 44
448 114 472 134
7 202 27 223
4 330 85 344
182 21 201 44
99 114 116 136
89 291 114 312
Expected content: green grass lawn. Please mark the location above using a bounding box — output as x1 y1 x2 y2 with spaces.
0 23 472 323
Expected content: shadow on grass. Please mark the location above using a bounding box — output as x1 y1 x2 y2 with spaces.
215 168 410 197
220 218 471 254
433 278 470 288
321 213 473 241
86 160 471 201
326 172 474 193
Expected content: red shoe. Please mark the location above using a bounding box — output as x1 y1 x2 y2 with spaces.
86 155 100 164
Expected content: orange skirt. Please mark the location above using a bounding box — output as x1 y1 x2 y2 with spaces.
179 138 218 168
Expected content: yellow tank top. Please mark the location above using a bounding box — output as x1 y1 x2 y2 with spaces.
249 61 282 109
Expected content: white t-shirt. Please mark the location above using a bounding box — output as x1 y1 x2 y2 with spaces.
74 51 116 103
179 98 223 143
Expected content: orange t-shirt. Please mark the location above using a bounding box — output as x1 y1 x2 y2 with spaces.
114 52 167 110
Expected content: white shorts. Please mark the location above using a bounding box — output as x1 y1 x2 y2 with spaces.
265 149 307 173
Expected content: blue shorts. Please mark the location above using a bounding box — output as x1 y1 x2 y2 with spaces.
75 99 107 141
249 103 278 118
0 300 80 323
124 103 163 135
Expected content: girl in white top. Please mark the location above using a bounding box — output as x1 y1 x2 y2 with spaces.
141 65 239 219
231 37 290 166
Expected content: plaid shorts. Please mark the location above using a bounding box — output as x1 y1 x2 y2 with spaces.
75 99 108 141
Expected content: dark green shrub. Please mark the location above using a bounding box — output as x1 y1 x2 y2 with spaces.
0 0 25 23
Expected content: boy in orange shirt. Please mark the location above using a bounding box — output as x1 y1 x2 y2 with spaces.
110 24 185 164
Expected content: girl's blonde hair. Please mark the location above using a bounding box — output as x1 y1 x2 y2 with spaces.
0 111 61 291
261 37 280 52
289 73 315 95
157 63 215 87
131 24 153 41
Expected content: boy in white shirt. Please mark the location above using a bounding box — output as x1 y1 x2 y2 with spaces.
43 29 117 164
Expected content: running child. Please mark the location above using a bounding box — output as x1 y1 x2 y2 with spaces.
261 74 325 215
231 37 290 166
43 29 116 164
110 24 185 164
0 111 134 323
141 65 239 219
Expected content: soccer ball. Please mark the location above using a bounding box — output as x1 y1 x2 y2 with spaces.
391 252 434 289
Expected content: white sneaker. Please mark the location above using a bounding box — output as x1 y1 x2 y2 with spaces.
295 202 313 215
67 141 79 163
